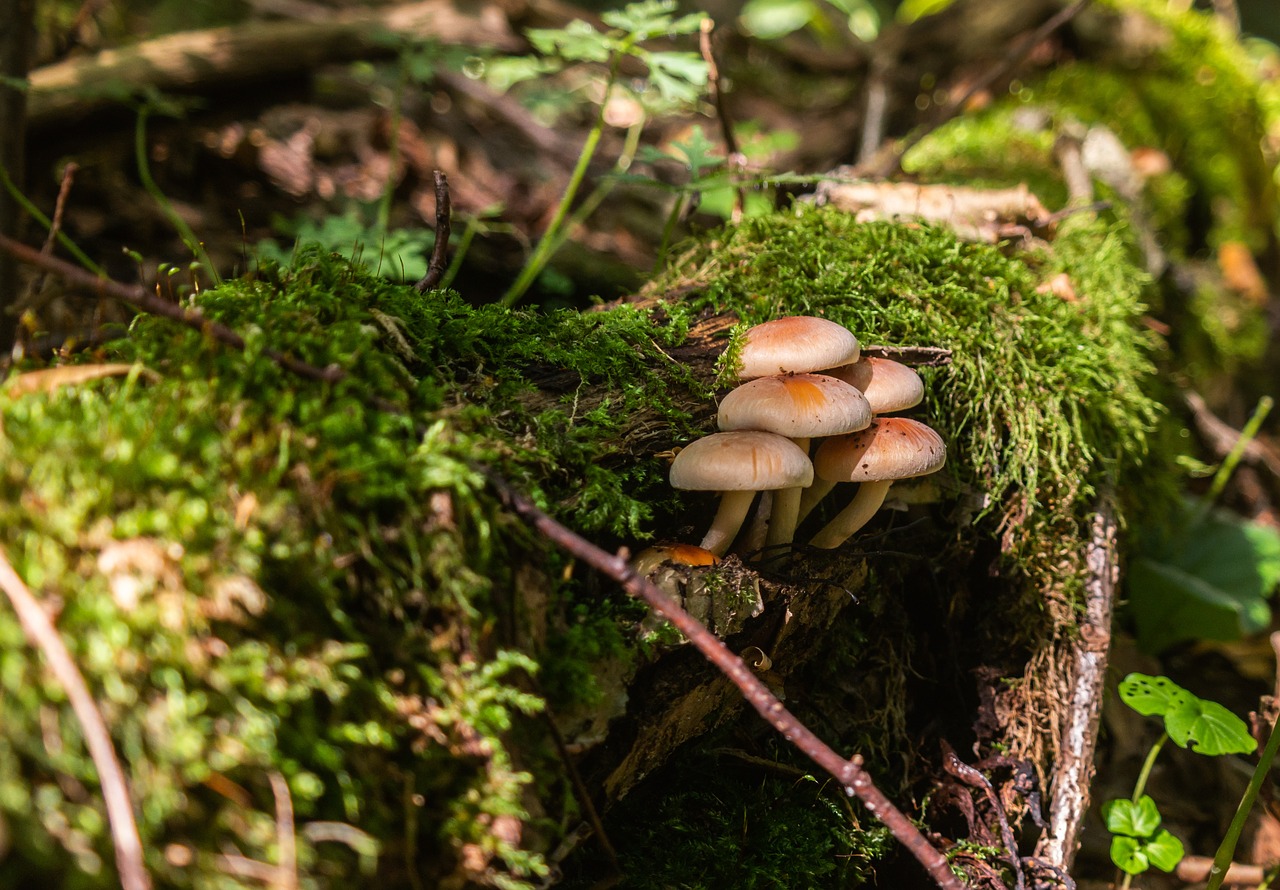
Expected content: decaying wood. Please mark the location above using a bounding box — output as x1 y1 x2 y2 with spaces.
812 180 1052 242
1036 505 1118 872
27 0 523 127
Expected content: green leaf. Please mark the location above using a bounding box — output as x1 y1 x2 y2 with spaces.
644 51 709 105
1127 499 1280 652
1101 796 1161 838
601 0 702 39
526 20 611 63
739 0 817 39
1118 673 1257 755
1110 836 1149 875
1165 698 1257 755
1118 673 1194 718
1144 830 1186 872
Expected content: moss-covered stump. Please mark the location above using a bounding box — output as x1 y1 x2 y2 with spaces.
0 196 1167 888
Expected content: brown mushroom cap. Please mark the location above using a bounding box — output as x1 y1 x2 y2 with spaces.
737 316 861 379
814 417 946 483
670 431 814 491
717 373 872 439
826 357 924 415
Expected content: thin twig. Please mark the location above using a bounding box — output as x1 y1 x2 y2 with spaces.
485 471 964 890
0 550 152 890
26 161 79 303
699 18 745 223
0 231 344 384
415 171 451 292
872 0 1092 178
860 344 953 367
542 710 621 876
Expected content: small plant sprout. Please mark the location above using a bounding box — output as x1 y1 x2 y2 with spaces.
669 430 812 557
1104 673 1258 889
500 0 709 306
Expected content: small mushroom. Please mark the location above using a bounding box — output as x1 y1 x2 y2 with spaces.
670 431 813 557
629 543 721 578
717 373 871 554
735 316 861 380
806 417 947 550
825 357 924 415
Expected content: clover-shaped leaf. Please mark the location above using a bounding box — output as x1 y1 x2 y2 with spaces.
1109 830 1184 875
1118 673 1256 755
1101 796 1161 838
1118 673 1193 717
1165 698 1257 755
1144 830 1186 872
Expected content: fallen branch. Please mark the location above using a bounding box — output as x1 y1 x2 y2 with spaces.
485 471 965 890
0 549 152 890
28 0 522 127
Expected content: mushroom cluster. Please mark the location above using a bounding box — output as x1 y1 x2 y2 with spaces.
670 316 947 558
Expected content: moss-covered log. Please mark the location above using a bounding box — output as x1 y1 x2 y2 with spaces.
1 2 1278 888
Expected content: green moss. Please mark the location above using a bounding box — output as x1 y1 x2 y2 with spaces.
0 247 712 889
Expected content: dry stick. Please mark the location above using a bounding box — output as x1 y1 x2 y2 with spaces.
699 19 746 223
486 472 965 890
0 551 152 890
0 231 344 385
871 0 1092 178
415 171 451 292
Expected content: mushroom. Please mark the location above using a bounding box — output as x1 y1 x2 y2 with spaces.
825 357 924 415
669 431 813 557
735 316 861 380
806 417 947 550
717 373 871 553
629 543 721 577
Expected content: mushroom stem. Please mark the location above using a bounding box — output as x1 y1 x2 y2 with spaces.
763 436 811 556
809 480 894 550
796 479 837 525
700 490 758 557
